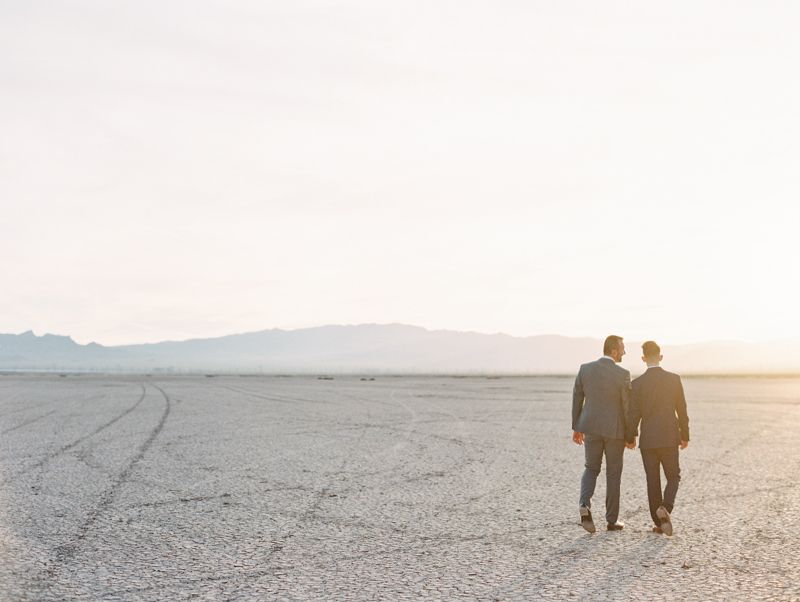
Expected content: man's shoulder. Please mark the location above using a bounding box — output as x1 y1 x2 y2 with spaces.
663 369 683 388
606 362 631 380
580 358 629 378
634 367 682 387
608 362 630 378
632 368 658 388
654 367 682 382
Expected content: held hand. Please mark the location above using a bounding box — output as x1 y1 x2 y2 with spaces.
572 431 584 445
625 438 636 450
680 440 689 450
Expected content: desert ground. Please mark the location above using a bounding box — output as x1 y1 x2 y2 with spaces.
0 374 798 601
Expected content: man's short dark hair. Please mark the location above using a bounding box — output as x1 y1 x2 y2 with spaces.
642 340 661 358
603 335 624 356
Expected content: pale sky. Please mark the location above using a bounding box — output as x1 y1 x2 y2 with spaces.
3 1 800 346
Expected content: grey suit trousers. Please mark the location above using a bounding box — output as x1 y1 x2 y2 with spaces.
580 433 625 524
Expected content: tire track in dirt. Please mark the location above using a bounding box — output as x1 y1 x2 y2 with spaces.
2 384 148 484
218 383 337 405
51 384 171 564
1 409 58 434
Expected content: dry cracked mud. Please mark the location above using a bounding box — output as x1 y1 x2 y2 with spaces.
1 374 799 601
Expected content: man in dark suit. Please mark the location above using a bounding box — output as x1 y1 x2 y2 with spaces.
572 335 632 533
626 341 690 536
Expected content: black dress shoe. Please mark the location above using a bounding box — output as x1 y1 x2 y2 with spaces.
580 506 596 533
607 521 625 531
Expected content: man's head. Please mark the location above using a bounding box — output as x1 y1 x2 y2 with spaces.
603 335 625 363
641 340 663 366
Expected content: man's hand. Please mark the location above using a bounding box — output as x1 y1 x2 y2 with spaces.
625 438 636 450
680 440 689 450
572 431 584 445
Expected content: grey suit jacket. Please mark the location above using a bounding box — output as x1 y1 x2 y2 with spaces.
572 357 632 440
627 366 690 449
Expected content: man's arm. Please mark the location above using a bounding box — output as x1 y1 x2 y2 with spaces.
676 376 690 443
621 373 636 448
572 370 584 430
626 377 641 445
621 372 632 425
572 370 584 444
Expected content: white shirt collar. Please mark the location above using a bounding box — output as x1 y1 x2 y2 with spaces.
646 364 661 370
602 355 615 362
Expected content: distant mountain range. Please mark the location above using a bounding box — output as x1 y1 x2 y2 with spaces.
1 325 798 375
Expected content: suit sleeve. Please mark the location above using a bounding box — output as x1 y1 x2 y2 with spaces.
626 377 640 444
676 376 690 442
572 370 584 431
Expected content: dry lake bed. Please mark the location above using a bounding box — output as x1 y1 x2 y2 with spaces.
1 374 799 601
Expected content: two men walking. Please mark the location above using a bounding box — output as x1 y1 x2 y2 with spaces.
572 336 690 535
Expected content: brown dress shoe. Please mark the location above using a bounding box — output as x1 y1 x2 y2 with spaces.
580 506 596 533
657 506 673 536
607 521 625 531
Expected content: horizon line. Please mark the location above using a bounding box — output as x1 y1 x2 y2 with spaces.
3 323 799 349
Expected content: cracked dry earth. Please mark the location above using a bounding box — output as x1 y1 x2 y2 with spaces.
1 374 799 601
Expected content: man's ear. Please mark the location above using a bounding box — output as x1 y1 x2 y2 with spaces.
659 355 663 362
641 356 646 363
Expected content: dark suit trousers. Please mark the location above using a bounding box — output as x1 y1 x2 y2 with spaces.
640 446 681 526
580 434 625 524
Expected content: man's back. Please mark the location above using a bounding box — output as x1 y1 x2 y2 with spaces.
572 357 631 440
629 367 689 449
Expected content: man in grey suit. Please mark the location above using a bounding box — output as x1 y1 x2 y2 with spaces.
572 335 632 533
626 341 689 536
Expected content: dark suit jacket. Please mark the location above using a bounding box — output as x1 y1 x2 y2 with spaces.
627 366 690 449
572 357 632 440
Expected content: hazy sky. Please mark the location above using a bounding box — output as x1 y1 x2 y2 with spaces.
3 1 800 346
